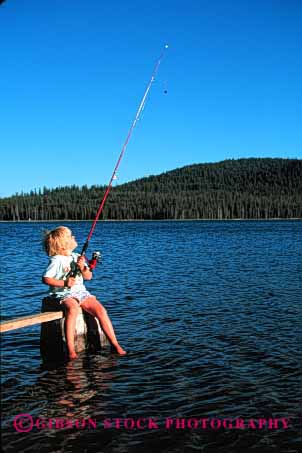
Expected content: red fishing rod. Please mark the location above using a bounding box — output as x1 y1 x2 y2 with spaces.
75 45 169 272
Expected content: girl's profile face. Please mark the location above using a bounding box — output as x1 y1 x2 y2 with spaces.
62 229 77 253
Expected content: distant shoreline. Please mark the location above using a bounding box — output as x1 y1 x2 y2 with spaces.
0 218 301 223
2 159 301 221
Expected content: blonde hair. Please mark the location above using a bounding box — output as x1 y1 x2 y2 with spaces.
43 226 72 256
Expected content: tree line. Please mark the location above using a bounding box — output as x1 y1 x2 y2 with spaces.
1 158 301 221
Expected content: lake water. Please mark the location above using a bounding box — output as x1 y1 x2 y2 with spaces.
1 220 301 453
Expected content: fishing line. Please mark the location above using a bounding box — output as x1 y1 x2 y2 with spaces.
80 44 169 257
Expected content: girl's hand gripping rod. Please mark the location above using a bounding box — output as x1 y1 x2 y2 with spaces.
69 45 169 278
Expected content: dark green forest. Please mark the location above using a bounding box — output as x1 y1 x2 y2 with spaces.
1 158 301 221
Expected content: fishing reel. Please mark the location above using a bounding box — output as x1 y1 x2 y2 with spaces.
88 251 101 271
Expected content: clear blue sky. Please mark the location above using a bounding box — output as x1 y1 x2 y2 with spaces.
1 0 301 197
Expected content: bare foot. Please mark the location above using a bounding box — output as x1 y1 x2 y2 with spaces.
68 352 78 360
116 346 127 356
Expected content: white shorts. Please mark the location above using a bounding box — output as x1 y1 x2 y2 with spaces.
61 289 92 306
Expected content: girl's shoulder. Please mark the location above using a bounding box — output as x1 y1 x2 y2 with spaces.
48 254 70 263
48 255 61 261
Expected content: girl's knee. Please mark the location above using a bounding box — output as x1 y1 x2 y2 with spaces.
63 298 79 312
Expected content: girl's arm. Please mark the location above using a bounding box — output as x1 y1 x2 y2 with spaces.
42 276 76 287
77 256 92 280
80 267 93 281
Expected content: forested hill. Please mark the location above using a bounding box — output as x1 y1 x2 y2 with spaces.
1 158 301 221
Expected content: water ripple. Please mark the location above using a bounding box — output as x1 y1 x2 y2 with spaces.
1 221 302 452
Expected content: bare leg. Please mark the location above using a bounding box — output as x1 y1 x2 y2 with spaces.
81 297 127 355
62 298 80 360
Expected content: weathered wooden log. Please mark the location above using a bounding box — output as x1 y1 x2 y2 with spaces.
40 297 109 362
0 311 63 333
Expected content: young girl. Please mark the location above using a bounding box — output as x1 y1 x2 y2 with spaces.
42 226 126 360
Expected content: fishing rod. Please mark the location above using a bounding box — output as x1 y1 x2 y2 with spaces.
70 45 169 276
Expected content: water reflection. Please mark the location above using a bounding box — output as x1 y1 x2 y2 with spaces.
35 353 118 421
